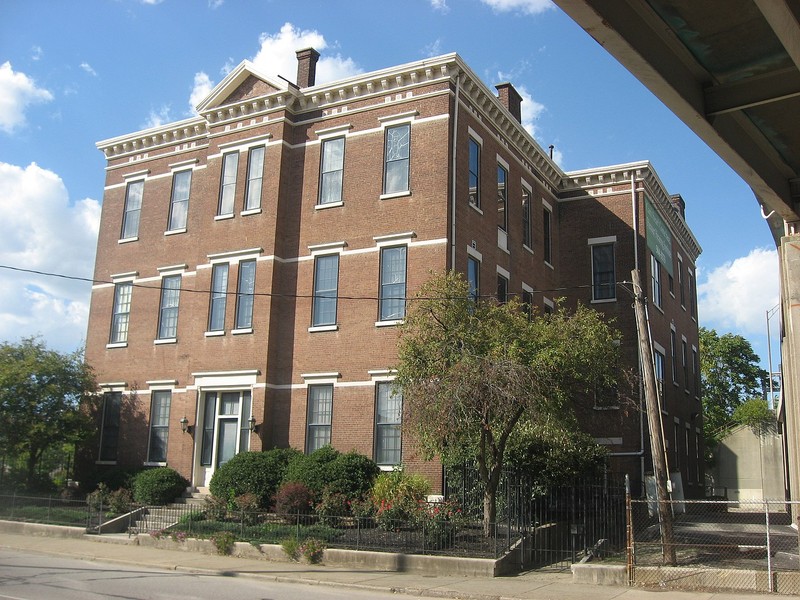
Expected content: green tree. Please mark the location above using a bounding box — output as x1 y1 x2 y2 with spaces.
699 327 768 453
731 397 775 432
395 271 621 534
0 337 96 489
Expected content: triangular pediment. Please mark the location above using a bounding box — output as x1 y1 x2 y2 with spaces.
195 60 289 113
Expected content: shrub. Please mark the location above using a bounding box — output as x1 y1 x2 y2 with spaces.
299 537 326 564
371 469 431 531
314 489 350 526
283 447 379 503
210 530 236 555
107 487 133 514
131 467 188 505
417 499 465 549
324 451 380 499
282 445 340 499
83 466 143 494
274 482 314 518
209 448 300 508
280 537 300 561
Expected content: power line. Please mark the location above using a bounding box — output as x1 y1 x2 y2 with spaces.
0 262 628 302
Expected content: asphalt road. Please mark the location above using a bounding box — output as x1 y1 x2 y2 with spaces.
0 549 425 600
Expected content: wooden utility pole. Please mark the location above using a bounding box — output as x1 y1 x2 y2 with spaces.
631 269 677 566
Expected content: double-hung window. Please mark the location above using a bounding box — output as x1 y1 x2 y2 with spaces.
99 391 121 462
306 384 333 453
681 339 689 390
157 275 181 340
244 146 265 211
654 349 665 399
375 382 402 466
522 188 532 248
312 254 339 327
379 246 406 321
467 256 480 302
121 180 143 239
218 152 239 216
468 137 480 207
208 263 228 332
497 273 509 303
591 242 616 300
147 390 171 463
167 170 192 231
235 260 256 330
688 269 697 318
319 137 345 205
383 124 410 195
651 254 663 309
678 259 686 308
543 206 552 264
110 282 132 344
670 329 678 384
497 164 507 231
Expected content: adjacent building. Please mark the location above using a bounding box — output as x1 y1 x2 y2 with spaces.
83 50 702 496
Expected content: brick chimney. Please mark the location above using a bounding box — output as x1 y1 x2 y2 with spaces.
670 194 686 220
495 82 522 123
296 48 320 88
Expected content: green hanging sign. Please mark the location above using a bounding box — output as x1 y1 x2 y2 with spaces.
645 197 674 277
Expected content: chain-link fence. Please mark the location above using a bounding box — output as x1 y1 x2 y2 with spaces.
629 498 800 595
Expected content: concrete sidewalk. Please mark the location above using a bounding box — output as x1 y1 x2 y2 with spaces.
0 524 791 600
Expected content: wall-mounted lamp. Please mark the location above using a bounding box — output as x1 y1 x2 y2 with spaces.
180 416 189 433
248 415 258 433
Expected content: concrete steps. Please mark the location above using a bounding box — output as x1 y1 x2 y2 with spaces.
129 490 210 534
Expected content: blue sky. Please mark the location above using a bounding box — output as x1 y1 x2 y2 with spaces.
0 0 780 376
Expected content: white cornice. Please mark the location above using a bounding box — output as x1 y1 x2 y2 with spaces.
563 161 702 261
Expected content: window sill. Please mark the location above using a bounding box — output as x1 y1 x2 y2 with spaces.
380 190 411 201
165 228 186 236
205 330 225 337
241 208 262 216
378 464 400 471
118 237 138 244
375 319 403 327
309 325 339 333
143 461 167 467
315 201 344 210
106 342 128 349
232 328 253 335
544 261 554 271
154 338 177 345
652 303 665 315
591 297 617 304
593 405 620 411
522 244 534 255
215 213 234 221
95 460 117 466
469 202 484 215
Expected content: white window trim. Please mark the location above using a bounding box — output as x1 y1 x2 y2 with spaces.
315 123 352 139
168 158 198 172
496 265 510 279
122 169 150 180
111 271 138 282
543 297 554 310
522 282 533 294
467 126 483 145
241 208 262 217
301 372 341 386
496 154 510 170
379 190 412 201
157 263 188 275
207 247 263 264
315 201 344 210
309 241 347 256
378 110 419 126
466 245 483 261
374 232 416 247
216 133 273 153
308 324 339 333
587 235 617 246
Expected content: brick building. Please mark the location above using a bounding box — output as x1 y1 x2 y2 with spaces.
85 50 702 496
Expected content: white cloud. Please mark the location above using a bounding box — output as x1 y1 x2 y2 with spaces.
31 46 43 61
208 0 224 7
80 62 98 77
430 0 449 13
143 104 172 129
251 23 361 85
423 39 443 57
480 0 554 15
516 85 545 137
0 162 100 352
189 71 215 113
0 62 53 134
698 247 779 336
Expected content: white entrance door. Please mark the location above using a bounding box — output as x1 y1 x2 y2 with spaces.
198 390 252 487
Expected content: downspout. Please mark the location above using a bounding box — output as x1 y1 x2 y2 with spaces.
609 173 645 495
450 73 462 269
